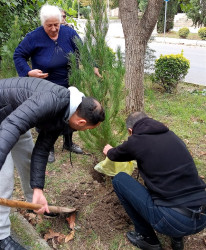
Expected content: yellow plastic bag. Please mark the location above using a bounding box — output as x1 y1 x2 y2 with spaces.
94 157 136 176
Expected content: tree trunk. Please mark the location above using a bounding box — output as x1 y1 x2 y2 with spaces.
119 0 163 112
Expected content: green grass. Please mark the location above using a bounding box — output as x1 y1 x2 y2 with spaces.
144 80 206 175
156 31 201 40
36 220 52 235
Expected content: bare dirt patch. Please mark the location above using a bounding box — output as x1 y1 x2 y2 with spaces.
18 167 206 250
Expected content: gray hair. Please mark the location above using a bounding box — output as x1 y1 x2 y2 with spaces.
40 4 61 25
126 112 148 129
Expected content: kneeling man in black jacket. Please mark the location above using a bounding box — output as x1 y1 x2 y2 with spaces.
103 112 206 250
0 77 105 250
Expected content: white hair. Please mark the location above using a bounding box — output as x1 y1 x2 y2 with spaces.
40 4 61 25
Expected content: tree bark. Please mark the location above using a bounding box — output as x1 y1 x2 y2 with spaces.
119 0 163 112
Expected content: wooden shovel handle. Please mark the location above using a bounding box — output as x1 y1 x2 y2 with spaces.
0 198 76 213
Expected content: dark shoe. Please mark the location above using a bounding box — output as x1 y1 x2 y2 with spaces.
43 211 59 218
48 151 55 163
171 237 184 250
63 143 83 154
0 236 26 250
126 231 162 250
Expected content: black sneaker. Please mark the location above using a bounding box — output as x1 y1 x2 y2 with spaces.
48 151 55 163
126 231 162 250
171 237 184 250
0 236 26 250
63 143 83 154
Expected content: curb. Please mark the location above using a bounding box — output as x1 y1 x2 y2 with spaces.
75 19 206 47
153 37 206 47
109 35 206 48
10 211 52 250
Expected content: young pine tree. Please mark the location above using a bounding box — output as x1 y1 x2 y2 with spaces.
69 0 126 153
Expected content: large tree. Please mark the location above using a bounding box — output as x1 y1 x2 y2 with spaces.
180 0 206 27
119 0 163 112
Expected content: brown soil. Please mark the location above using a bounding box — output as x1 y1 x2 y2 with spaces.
19 166 206 249
57 170 132 242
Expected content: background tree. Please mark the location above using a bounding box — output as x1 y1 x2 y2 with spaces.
180 0 206 27
139 0 148 12
67 0 73 8
0 0 43 53
119 0 163 112
72 0 79 14
1 16 23 78
69 0 126 152
47 0 77 25
157 0 178 33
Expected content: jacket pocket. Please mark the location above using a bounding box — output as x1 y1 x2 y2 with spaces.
0 104 13 123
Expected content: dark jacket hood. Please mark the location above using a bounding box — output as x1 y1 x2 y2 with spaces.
133 117 169 135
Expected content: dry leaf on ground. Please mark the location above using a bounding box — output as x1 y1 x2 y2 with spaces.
65 230 75 242
203 237 206 246
66 213 76 230
57 234 66 244
44 229 61 241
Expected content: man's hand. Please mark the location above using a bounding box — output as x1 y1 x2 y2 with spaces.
28 69 48 78
94 67 102 78
32 188 50 214
103 144 113 155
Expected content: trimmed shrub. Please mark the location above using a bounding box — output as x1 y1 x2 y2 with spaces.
178 27 190 39
153 51 190 93
198 27 206 40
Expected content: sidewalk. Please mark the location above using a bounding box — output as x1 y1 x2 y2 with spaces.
153 36 206 47
76 18 206 47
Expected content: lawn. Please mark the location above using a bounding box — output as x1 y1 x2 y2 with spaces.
12 79 206 249
156 31 201 40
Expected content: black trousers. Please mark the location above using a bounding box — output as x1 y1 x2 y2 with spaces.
35 127 73 152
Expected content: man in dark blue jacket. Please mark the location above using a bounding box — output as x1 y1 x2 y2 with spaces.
0 77 105 250
103 112 206 250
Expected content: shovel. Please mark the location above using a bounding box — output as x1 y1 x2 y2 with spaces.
0 198 76 214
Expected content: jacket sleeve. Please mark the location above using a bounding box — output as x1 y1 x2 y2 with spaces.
30 129 61 190
107 140 135 162
0 92 63 170
13 34 33 76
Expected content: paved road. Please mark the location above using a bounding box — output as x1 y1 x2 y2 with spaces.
149 43 206 86
106 37 206 86
77 19 206 86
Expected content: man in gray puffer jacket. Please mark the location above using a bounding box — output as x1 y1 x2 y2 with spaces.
0 77 105 250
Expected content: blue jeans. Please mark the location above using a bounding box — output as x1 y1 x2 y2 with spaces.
112 172 206 238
